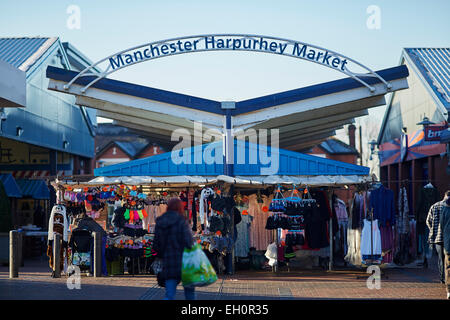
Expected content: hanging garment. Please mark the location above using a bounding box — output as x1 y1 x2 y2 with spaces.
191 191 199 232
397 187 410 235
416 186 441 224
369 185 396 227
360 219 382 257
350 193 363 229
248 194 274 251
48 204 69 242
304 191 330 249
380 225 394 263
334 199 348 224
234 206 253 258
199 188 214 229
345 229 362 266
409 219 417 259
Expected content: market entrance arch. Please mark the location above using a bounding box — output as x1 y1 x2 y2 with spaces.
47 34 409 176
62 34 392 94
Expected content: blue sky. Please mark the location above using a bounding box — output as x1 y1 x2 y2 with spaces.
1 0 449 142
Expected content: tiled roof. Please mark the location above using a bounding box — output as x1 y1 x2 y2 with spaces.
115 141 149 158
0 37 57 71
303 138 358 155
404 48 450 109
320 138 358 154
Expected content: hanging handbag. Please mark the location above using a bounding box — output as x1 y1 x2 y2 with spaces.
151 259 165 287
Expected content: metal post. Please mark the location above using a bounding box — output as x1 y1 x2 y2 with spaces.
328 191 334 271
93 232 102 277
53 233 61 278
221 102 235 177
9 231 19 278
18 231 23 267
229 184 235 275
329 216 333 271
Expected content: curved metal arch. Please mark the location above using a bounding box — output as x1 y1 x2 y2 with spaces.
63 34 392 94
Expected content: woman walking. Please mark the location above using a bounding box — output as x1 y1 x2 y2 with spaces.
153 197 195 300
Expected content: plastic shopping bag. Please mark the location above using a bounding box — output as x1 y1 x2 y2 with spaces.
181 244 217 288
265 242 278 267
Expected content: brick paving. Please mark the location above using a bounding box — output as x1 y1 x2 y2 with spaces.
0 258 448 300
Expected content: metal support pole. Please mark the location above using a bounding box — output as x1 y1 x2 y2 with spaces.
229 184 235 275
221 102 235 177
93 232 102 277
53 233 61 278
328 191 334 271
9 231 19 278
17 231 23 267
329 217 333 271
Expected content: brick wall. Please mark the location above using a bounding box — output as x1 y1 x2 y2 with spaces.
95 145 130 168
137 144 164 159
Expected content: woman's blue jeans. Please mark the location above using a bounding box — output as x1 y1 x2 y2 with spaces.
164 279 196 300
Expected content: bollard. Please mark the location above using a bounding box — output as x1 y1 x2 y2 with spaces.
9 231 19 278
93 232 102 277
53 233 61 278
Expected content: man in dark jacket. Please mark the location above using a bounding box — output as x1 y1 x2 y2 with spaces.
153 198 194 300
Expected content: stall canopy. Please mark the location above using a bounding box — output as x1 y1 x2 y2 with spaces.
0 173 22 198
16 179 50 199
72 141 374 188
93 141 369 177
78 174 371 188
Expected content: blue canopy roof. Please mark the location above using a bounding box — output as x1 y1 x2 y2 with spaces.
0 174 22 198
94 141 369 177
16 179 50 200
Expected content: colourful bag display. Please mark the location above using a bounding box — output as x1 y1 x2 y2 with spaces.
181 244 217 288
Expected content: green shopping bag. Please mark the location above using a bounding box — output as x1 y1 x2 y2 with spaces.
181 244 218 287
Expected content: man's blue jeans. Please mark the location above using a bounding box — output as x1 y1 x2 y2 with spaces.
434 244 445 283
164 279 196 300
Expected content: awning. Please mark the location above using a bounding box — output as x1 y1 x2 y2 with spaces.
46 65 409 151
0 174 22 198
16 179 50 200
440 129 450 143
58 174 371 189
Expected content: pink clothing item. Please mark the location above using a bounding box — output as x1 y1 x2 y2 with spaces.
334 200 348 223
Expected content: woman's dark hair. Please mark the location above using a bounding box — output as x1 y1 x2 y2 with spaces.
167 197 185 216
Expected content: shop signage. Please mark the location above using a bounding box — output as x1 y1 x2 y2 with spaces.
64 34 392 94
424 124 448 141
108 35 349 72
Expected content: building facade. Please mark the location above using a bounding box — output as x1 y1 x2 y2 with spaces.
94 123 165 168
0 37 97 229
377 48 450 213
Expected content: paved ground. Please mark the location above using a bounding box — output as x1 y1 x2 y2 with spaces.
0 257 448 300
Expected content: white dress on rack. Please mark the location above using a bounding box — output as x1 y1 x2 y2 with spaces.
360 219 382 256
345 229 361 266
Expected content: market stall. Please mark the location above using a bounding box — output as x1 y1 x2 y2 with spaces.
49 172 377 276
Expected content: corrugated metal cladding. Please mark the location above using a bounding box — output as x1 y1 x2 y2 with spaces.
405 48 450 109
0 36 94 158
0 38 50 70
94 141 370 177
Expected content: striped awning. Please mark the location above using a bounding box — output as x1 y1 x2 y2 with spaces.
0 173 22 198
16 179 50 200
